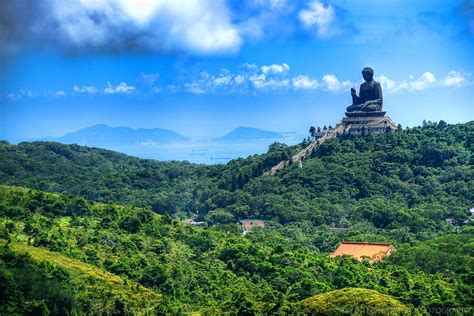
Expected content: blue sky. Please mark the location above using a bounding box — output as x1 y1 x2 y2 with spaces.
1 0 473 141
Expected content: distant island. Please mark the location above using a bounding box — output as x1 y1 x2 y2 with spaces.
42 124 189 146
215 127 285 141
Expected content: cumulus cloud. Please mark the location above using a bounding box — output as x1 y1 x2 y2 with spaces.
1 0 360 57
250 75 290 90
184 63 293 94
6 67 471 101
298 0 354 37
185 69 248 94
164 67 473 95
104 82 136 94
5 88 65 100
441 70 471 87
184 82 206 95
292 75 319 90
377 75 397 91
403 72 437 90
299 1 335 37
53 90 66 97
376 70 472 93
5 89 37 101
1 0 242 55
261 63 290 75
73 85 98 94
322 74 352 92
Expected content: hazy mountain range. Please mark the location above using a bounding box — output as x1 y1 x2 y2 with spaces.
39 125 287 146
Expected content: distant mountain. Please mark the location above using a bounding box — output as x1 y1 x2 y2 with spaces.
43 124 189 146
215 127 284 141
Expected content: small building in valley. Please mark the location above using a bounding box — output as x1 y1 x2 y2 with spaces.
240 219 266 235
330 241 396 262
182 218 205 226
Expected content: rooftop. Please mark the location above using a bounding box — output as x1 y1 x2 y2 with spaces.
330 241 395 262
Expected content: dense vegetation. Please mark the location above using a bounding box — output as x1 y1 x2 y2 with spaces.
1 121 471 228
1 186 472 314
0 120 473 313
0 239 160 314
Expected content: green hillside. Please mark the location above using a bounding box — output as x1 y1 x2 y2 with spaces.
1 122 471 226
0 121 473 313
0 240 160 315
1 185 472 313
298 288 411 314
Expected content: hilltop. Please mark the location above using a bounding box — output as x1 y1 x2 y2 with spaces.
215 126 284 141
298 288 411 314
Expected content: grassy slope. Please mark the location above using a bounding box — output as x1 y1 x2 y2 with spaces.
299 287 412 314
0 239 161 313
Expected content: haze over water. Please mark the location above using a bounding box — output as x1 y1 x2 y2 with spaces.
103 137 303 164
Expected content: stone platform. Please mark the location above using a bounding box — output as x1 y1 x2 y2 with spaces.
342 111 397 135
345 111 386 118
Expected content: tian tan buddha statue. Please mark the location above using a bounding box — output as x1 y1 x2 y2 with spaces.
346 67 383 113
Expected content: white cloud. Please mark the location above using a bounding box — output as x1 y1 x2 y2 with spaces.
3 0 359 57
376 75 396 91
409 72 436 90
248 73 267 89
6 88 66 100
183 63 292 94
298 1 335 37
138 72 159 85
249 74 290 90
376 70 471 93
213 75 233 86
441 70 471 87
104 82 135 94
42 89 67 97
5 89 37 101
238 63 260 75
234 74 246 85
31 0 243 55
388 72 436 92
8 68 471 100
184 82 206 94
116 0 161 24
322 74 351 92
292 75 319 90
73 84 98 94
185 68 248 94
261 63 290 75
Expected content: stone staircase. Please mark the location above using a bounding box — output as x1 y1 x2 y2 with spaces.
265 121 346 176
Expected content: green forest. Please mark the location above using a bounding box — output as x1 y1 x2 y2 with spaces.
0 120 473 314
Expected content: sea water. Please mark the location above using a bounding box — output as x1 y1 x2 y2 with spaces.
105 137 303 164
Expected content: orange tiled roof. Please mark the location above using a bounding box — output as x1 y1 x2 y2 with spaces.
330 241 395 262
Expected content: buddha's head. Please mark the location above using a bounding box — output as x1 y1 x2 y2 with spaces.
362 67 374 81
